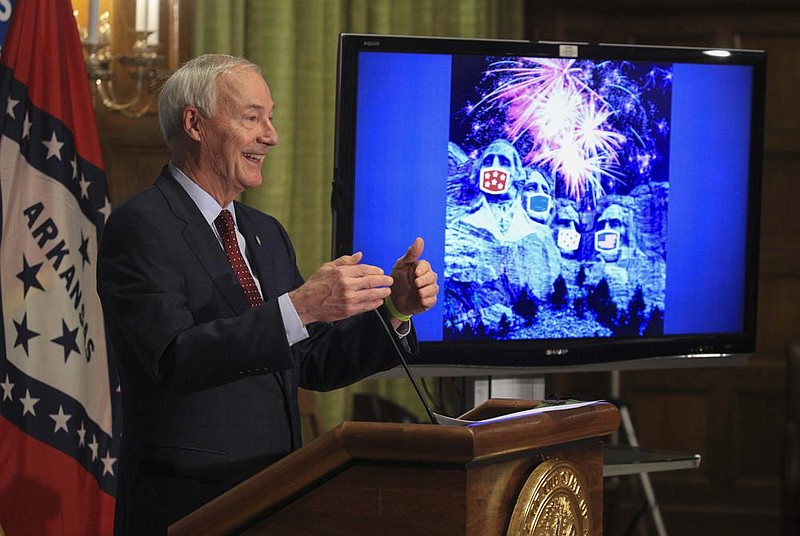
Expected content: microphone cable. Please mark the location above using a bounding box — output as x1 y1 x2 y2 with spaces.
374 309 439 425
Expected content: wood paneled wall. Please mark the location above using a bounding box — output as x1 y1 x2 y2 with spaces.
526 3 800 534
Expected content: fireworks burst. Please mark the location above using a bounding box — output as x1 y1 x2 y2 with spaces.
461 57 672 203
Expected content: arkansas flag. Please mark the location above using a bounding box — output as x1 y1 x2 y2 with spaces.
0 0 119 534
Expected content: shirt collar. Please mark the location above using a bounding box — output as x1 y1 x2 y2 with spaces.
168 161 236 226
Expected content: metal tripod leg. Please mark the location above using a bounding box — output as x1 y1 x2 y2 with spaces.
610 370 667 536
618 404 668 536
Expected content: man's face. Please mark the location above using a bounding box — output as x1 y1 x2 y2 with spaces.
199 67 278 200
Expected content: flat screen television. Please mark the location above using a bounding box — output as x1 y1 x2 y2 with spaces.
332 34 765 372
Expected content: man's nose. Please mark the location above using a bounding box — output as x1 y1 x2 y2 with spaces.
261 119 278 146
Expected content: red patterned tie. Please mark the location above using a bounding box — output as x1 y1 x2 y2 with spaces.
214 209 263 308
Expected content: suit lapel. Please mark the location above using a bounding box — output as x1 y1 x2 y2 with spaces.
155 171 250 315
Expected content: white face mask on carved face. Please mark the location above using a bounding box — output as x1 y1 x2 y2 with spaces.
557 228 581 251
595 229 621 257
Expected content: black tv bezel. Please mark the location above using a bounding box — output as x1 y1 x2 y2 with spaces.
332 33 765 369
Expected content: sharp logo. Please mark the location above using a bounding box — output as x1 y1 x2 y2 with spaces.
546 348 569 356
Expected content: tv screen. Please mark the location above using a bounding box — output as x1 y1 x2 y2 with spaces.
332 34 765 370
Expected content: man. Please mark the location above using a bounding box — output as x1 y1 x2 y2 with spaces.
97 54 438 535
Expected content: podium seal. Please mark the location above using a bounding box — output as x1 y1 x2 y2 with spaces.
506 459 591 536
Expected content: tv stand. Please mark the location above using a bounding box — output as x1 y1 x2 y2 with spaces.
468 375 546 407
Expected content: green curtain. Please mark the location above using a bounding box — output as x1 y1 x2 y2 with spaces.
192 0 525 435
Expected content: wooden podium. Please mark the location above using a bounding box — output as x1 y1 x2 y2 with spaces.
169 399 620 535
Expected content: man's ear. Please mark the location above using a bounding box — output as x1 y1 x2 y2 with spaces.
183 106 202 142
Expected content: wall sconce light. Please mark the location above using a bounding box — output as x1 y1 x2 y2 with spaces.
77 0 172 118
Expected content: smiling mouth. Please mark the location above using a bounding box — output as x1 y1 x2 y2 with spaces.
243 152 265 163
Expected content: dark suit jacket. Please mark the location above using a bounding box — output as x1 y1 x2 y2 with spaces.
97 168 416 535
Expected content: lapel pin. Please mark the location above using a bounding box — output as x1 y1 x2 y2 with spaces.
255 234 262 246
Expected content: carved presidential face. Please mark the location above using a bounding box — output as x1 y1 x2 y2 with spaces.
594 203 629 262
522 168 554 224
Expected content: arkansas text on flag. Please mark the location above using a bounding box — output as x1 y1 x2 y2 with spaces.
0 0 119 534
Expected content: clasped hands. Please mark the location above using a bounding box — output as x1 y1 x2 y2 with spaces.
289 237 438 327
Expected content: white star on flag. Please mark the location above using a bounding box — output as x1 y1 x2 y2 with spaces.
1 375 13 401
42 131 64 160
0 374 14 400
99 198 112 222
6 96 18 118
49 405 72 433
77 421 87 447
20 389 39 416
101 450 117 476
22 111 31 139
88 434 99 461
79 173 91 199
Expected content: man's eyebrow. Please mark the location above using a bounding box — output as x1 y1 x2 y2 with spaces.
244 103 275 115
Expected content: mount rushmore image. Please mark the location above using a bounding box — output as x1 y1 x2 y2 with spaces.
443 55 673 341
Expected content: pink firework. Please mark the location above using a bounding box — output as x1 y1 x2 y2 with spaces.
481 58 625 202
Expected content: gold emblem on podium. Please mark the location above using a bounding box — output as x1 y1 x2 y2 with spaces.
506 459 591 536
